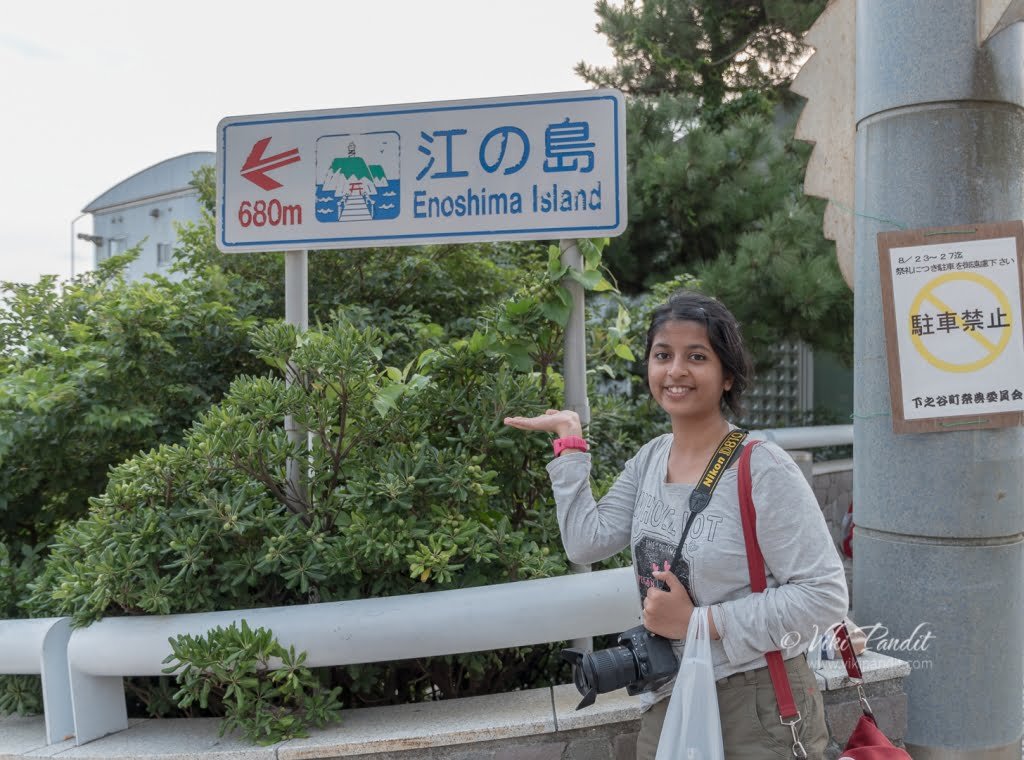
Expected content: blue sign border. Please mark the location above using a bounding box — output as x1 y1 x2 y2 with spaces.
218 93 624 250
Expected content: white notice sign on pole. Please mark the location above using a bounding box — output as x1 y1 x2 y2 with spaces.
878 222 1024 433
216 90 626 253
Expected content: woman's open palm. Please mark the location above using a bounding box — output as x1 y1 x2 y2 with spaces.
503 409 582 438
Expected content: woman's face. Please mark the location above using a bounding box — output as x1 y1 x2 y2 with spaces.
647 319 731 424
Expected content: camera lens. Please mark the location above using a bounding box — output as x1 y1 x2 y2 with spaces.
576 645 638 695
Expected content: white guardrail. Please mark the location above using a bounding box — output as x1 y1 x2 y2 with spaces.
0 425 852 747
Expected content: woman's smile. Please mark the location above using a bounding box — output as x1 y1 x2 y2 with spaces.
661 384 694 397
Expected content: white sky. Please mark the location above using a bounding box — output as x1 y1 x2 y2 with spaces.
0 1 616 284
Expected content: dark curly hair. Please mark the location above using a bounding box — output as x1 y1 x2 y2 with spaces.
644 290 753 418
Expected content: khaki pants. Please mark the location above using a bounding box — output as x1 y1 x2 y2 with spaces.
635 655 828 760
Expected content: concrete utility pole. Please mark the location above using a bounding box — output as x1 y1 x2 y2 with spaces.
854 2 1024 757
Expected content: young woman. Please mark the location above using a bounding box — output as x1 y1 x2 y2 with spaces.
504 291 848 759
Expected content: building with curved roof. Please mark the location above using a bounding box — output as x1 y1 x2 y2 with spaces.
82 152 213 282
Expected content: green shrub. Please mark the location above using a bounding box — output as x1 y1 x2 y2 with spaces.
163 620 341 744
25 241 640 720
0 675 42 716
0 253 261 546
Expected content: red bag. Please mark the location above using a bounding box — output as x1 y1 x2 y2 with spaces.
832 624 912 759
840 714 908 759
738 443 910 759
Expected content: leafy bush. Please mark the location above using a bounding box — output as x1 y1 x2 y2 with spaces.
0 186 540 556
25 241 640 718
0 540 43 619
163 621 341 744
0 675 42 716
0 253 261 545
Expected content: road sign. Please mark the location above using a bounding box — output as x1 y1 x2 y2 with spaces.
878 221 1024 433
216 90 626 253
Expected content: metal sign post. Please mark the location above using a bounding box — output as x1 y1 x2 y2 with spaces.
560 238 593 652
284 249 309 510
559 239 591 428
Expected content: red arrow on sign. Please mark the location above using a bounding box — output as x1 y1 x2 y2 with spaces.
241 137 301 191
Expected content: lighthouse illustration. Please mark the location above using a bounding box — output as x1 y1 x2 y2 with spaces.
315 131 400 223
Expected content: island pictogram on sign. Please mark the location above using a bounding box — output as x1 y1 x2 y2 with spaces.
314 132 400 223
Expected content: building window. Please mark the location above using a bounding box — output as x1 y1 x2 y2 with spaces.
157 242 172 266
108 237 127 258
99 237 127 262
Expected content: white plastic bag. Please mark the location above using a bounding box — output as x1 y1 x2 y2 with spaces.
654 607 725 760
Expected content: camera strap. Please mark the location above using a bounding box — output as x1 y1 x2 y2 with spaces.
665 429 748 588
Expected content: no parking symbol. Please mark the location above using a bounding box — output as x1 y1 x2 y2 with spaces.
908 271 1013 373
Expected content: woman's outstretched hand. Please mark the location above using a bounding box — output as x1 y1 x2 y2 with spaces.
503 409 583 439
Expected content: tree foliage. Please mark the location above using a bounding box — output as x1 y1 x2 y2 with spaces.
577 0 825 109
0 253 262 545
578 0 852 364
23 239 646 719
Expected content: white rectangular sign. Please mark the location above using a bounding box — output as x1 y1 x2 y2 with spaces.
878 222 1024 432
216 90 626 252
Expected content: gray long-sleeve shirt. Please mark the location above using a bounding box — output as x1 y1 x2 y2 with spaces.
547 434 848 708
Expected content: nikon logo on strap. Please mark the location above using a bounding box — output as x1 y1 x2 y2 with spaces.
701 430 748 488
688 430 749 514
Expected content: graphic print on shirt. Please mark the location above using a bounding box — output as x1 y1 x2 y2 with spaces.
634 489 678 533
634 535 689 600
633 488 725 606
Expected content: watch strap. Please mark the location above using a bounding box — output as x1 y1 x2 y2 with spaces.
553 435 589 456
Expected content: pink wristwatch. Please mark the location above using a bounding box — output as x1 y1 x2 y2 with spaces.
553 435 589 457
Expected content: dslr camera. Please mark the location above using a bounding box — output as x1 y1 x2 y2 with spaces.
562 624 679 709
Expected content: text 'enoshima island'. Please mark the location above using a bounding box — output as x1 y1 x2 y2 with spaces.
411 117 608 219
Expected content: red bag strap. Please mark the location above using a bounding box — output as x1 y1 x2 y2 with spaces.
736 442 801 723
740 445 893 757
835 621 865 680
737 443 767 594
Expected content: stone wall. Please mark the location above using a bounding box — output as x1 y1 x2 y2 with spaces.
812 458 854 551
340 723 640 760
334 676 907 760
301 655 910 760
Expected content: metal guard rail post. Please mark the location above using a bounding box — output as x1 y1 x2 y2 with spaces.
0 618 73 743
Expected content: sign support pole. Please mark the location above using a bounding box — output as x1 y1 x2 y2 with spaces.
560 239 593 652
285 249 309 512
